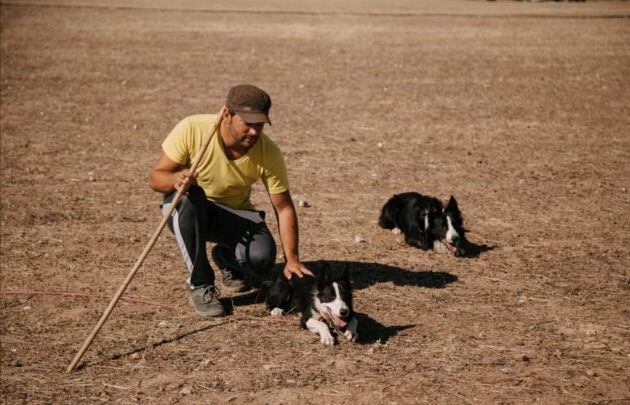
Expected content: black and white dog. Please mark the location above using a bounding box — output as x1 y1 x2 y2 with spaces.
378 192 467 257
266 263 358 346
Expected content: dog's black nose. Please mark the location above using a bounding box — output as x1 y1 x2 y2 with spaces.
451 235 459 243
339 308 349 317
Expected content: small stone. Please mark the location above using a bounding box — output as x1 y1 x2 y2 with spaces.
12 359 22 367
23 306 31 310
180 386 192 395
586 369 596 377
584 342 606 350
133 124 138 130
298 199 310 208
158 321 168 327
521 355 530 363
377 142 383 148
499 367 512 374
130 352 141 360
88 176 95 182
517 296 527 304
354 235 366 243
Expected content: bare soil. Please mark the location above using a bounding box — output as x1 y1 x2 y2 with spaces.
1 1 629 404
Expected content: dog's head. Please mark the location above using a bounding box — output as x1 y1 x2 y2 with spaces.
316 263 353 328
426 196 466 257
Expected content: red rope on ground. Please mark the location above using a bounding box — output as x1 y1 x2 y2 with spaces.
0 290 188 313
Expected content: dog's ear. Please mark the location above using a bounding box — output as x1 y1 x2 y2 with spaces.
428 199 440 215
320 262 331 273
445 196 459 213
318 262 332 288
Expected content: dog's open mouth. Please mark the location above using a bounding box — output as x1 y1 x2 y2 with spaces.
443 240 458 254
326 308 348 328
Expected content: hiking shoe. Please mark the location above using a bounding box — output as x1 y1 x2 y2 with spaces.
212 246 249 293
188 285 225 317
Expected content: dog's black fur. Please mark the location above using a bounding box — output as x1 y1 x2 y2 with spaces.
378 192 467 257
265 263 358 345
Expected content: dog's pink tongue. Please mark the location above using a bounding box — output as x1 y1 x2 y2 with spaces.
333 316 348 328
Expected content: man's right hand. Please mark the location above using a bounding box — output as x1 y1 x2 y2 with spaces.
174 169 198 192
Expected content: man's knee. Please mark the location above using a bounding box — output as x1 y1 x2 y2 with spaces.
244 237 276 273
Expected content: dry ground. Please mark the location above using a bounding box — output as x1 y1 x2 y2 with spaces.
1 1 629 403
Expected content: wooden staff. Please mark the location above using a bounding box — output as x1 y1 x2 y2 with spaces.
66 108 225 373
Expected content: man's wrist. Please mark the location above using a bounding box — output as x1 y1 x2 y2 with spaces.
284 255 300 264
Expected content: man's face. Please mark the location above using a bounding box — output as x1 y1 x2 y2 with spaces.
227 113 265 149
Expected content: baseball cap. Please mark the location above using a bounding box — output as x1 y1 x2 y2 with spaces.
226 84 272 125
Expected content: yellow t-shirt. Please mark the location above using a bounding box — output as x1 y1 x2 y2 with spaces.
162 114 289 210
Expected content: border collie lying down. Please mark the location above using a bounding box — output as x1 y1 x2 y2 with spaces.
379 192 467 257
266 263 358 346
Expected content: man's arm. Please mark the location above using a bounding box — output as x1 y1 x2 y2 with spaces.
269 191 314 280
148 151 197 193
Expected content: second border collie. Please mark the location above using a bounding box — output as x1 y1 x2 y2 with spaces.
266 263 358 346
379 192 467 257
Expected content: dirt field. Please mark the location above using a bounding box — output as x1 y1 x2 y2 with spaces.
1 0 629 403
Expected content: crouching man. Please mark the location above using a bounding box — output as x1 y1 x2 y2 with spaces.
148 84 312 317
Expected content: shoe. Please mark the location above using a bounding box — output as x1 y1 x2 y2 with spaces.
211 246 249 293
188 285 225 317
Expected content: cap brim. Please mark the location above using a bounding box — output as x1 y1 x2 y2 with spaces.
237 111 271 125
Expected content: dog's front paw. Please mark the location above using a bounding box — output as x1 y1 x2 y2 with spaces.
391 227 402 235
344 329 358 342
270 307 284 317
320 333 335 346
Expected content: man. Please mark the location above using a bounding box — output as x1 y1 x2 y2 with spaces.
149 84 313 317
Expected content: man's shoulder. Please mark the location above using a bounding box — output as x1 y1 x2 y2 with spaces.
168 114 219 141
182 114 218 128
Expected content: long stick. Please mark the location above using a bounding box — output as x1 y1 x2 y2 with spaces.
66 108 225 373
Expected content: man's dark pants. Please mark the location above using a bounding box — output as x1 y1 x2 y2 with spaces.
161 185 276 288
